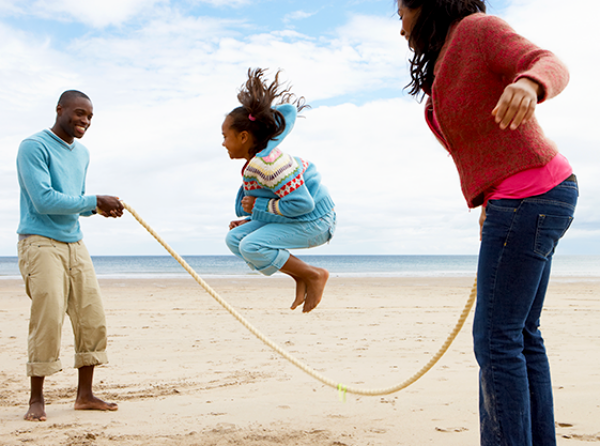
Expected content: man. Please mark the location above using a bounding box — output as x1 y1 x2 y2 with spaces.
16 90 123 421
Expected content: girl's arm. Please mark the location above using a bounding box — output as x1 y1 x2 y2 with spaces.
253 184 315 218
244 155 315 219
234 185 251 218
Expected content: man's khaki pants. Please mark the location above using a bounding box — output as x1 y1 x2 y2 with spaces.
18 235 108 377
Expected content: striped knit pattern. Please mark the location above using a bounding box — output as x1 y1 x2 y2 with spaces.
267 199 281 216
243 148 310 198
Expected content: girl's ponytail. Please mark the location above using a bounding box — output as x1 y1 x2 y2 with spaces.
228 68 309 156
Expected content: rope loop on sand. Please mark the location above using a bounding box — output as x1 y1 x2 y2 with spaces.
122 202 477 396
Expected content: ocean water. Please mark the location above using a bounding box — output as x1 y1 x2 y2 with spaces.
1 255 599 279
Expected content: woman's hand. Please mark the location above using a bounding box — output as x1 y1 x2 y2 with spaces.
492 77 541 130
229 219 249 230
242 196 256 214
479 206 487 241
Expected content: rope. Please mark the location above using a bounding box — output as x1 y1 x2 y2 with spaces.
122 202 477 396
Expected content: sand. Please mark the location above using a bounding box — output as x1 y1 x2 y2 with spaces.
0 275 599 445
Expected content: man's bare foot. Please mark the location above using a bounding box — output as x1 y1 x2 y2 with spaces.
303 267 329 313
24 400 46 421
290 275 307 310
74 395 118 411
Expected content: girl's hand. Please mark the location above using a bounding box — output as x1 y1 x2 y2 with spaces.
242 196 256 213
229 219 249 230
492 78 541 130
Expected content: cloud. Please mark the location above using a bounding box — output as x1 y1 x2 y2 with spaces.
0 0 598 257
189 0 250 7
0 0 166 28
499 0 600 254
0 7 411 256
283 10 318 24
0 0 22 14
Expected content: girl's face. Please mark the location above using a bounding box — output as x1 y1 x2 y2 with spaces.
222 115 253 161
398 2 420 45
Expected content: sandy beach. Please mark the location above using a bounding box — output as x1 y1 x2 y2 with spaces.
1 275 599 445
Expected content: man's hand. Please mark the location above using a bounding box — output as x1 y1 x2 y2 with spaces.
242 196 256 214
96 195 124 218
492 77 541 130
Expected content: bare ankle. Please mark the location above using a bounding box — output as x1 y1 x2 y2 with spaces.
303 268 329 313
24 400 46 422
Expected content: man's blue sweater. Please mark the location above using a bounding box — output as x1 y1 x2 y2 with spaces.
17 129 97 243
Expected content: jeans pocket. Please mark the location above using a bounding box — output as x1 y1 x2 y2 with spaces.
534 214 574 258
28 235 57 248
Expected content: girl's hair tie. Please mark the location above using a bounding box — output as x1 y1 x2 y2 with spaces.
248 114 256 121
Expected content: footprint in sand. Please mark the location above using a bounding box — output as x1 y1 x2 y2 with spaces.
435 426 468 433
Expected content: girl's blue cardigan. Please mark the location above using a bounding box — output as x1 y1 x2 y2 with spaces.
234 104 334 223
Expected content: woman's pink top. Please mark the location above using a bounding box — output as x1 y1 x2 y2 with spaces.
428 110 572 206
485 153 572 205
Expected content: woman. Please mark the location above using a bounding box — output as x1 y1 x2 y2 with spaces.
396 1 578 445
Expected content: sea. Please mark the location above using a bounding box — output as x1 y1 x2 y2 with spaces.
1 255 600 280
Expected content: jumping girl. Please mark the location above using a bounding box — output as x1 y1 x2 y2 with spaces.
223 68 336 313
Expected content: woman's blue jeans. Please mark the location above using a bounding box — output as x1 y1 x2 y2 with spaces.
475 177 578 446
225 211 336 276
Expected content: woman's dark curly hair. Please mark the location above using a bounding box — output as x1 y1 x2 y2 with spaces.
228 68 309 157
398 0 486 99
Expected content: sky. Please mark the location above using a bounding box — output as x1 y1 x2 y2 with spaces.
0 0 598 257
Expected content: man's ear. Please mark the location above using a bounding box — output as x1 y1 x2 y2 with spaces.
56 104 63 117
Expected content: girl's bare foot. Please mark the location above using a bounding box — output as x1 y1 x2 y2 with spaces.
74 395 118 411
279 255 329 313
303 267 329 313
290 275 307 310
24 400 46 421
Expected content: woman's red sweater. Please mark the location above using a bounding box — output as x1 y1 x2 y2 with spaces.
425 13 569 208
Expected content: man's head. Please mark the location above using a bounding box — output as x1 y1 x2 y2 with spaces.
52 90 93 144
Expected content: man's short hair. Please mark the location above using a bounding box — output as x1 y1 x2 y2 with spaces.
57 90 91 107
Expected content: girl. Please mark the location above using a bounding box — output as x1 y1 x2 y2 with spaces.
396 1 577 445
223 68 336 313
